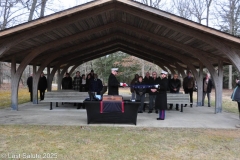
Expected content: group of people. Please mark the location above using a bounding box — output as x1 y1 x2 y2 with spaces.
26 70 103 104
126 70 214 120
62 70 103 108
27 72 48 102
61 70 103 95
107 68 169 120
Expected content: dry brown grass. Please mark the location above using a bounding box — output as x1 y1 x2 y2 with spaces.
0 83 57 109
0 85 240 159
0 125 239 160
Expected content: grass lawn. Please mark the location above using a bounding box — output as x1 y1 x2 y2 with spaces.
0 125 240 160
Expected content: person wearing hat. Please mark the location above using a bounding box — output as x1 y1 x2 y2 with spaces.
108 68 121 95
151 70 168 120
183 71 195 107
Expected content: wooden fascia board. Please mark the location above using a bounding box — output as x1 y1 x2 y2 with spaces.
0 0 113 37
118 0 240 44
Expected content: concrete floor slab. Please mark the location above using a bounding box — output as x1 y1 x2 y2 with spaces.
0 102 239 129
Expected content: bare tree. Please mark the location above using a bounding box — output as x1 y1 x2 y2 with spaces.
133 0 166 9
206 0 212 26
190 0 206 24
172 0 192 19
213 0 240 89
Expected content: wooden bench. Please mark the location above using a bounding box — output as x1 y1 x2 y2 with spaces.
121 93 192 112
41 90 89 110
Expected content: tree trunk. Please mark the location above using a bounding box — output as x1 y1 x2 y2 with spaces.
28 0 37 21
40 0 47 18
229 65 232 89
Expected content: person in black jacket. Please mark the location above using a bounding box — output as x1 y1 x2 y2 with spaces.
151 70 168 120
108 68 121 95
27 73 33 102
143 72 152 111
134 76 147 113
62 73 72 89
73 71 82 91
231 78 240 128
169 74 181 110
202 73 213 107
148 71 159 113
89 74 103 95
130 74 139 100
38 72 48 100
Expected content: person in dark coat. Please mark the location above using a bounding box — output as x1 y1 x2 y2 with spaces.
38 72 48 100
183 71 195 107
108 68 121 95
87 70 95 81
231 78 240 128
72 71 82 91
151 70 168 120
143 72 152 94
27 73 33 102
134 76 147 113
148 71 159 113
86 74 91 92
130 74 139 100
202 73 213 107
143 72 152 111
62 73 72 89
72 71 82 107
169 74 181 110
89 74 103 95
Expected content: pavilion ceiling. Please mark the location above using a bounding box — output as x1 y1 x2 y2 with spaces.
0 0 239 71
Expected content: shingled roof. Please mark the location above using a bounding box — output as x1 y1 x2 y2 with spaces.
0 0 240 71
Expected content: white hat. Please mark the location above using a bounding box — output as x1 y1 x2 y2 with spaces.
111 68 118 71
161 70 168 75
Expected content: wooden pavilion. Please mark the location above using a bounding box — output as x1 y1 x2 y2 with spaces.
0 0 240 112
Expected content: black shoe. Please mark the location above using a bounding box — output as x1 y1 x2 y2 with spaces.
155 110 158 114
190 104 192 107
157 118 164 120
184 104 187 107
148 110 152 113
208 105 211 107
175 108 179 111
138 111 143 113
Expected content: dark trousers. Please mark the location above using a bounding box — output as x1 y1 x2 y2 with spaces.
30 91 33 102
238 102 240 112
39 90 45 100
136 93 145 112
169 92 179 109
184 88 193 106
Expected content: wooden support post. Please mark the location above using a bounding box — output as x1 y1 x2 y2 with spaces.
57 69 61 90
11 56 18 110
47 65 51 91
215 60 223 113
197 63 203 106
32 64 38 104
